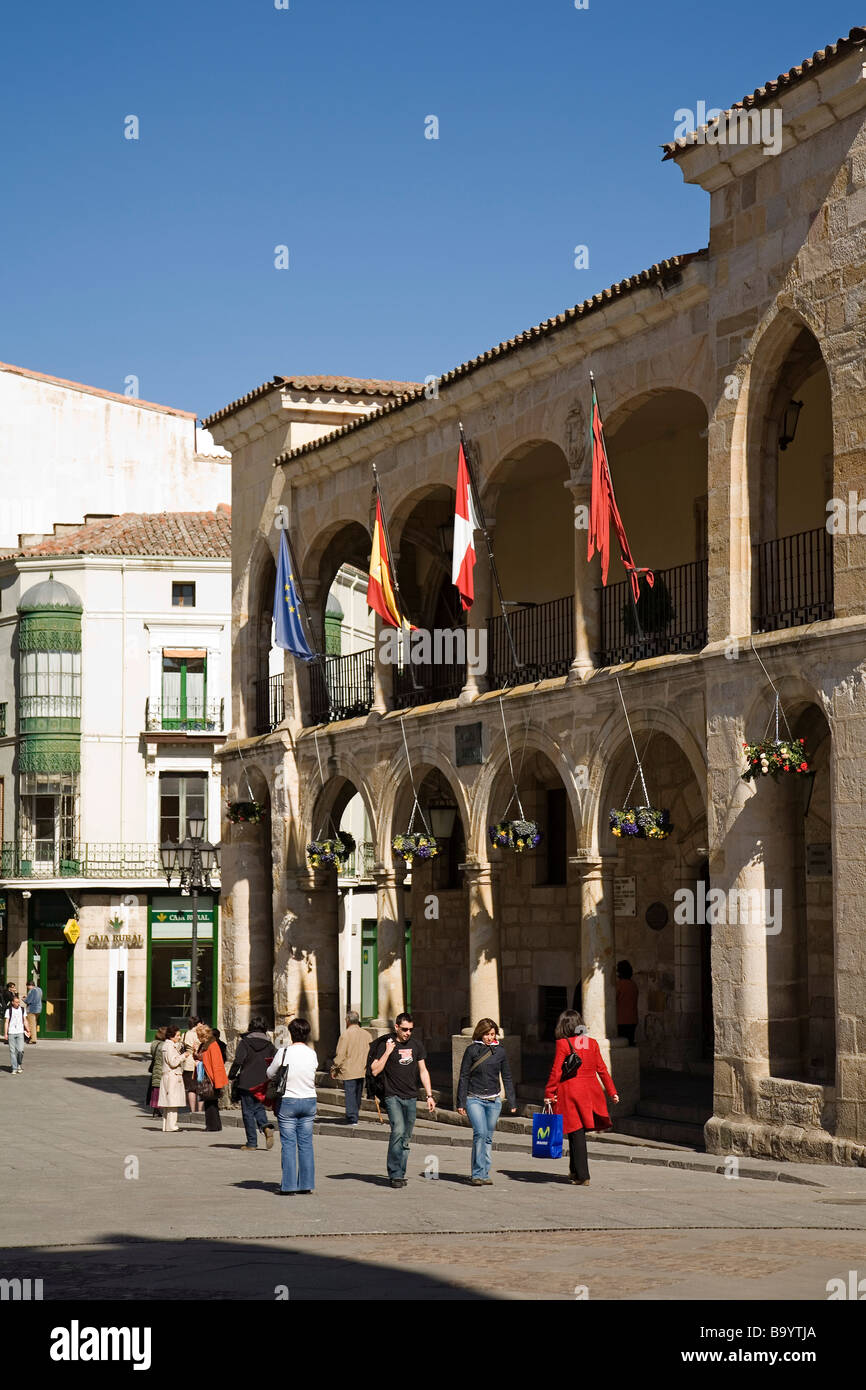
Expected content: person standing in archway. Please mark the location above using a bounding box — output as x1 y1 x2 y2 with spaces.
544 1010 618 1185
616 960 639 1046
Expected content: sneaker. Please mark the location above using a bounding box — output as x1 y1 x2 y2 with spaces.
470 1178 485 1186
264 1129 275 1150
389 1179 403 1188
481 1178 494 1185
240 1144 258 1151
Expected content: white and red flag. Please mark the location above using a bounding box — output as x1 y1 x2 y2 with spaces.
452 441 481 610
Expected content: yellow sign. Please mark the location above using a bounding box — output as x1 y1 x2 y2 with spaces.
63 918 80 945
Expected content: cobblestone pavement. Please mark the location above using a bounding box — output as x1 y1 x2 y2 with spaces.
4 1044 866 1300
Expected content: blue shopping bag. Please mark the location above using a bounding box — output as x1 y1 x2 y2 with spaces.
532 1109 564 1159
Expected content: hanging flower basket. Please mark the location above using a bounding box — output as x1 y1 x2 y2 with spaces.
227 800 266 824
488 819 543 853
742 737 810 782
307 832 355 869
609 806 672 840
392 832 439 864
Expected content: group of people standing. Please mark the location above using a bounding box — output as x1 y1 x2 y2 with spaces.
147 1016 228 1131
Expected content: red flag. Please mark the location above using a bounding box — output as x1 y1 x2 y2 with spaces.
587 383 653 602
452 441 481 610
367 497 412 628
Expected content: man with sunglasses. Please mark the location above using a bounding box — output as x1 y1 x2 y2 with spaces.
369 1012 436 1187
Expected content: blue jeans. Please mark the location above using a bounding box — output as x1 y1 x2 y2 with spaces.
344 1078 364 1123
8 1035 24 1071
240 1091 272 1147
465 1097 501 1179
384 1096 416 1179
276 1096 317 1191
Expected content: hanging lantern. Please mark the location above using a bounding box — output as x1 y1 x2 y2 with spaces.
778 399 803 451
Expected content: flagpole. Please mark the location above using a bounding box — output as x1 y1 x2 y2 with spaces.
371 462 419 690
589 372 645 648
458 423 522 676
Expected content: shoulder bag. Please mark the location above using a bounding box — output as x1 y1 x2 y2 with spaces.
265 1047 290 1108
559 1037 583 1083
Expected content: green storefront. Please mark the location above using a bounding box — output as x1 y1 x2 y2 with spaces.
146 894 219 1038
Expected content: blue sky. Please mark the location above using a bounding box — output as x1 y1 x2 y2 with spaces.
0 2 860 419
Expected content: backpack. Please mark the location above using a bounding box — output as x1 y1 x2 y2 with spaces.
365 1035 390 1101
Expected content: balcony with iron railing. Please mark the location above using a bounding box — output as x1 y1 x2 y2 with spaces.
309 649 375 725
338 840 376 881
146 699 225 733
753 526 833 632
598 560 709 667
0 842 163 880
254 674 286 735
488 595 575 688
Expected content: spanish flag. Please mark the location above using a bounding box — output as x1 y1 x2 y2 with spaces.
367 497 412 628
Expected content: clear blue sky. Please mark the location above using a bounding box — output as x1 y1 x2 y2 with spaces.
1 2 860 420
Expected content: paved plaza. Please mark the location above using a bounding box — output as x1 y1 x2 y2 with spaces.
3 1043 866 1301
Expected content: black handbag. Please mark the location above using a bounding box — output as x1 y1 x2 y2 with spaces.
265 1049 290 1107
560 1037 583 1082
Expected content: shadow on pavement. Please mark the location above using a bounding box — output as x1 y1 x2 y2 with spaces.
499 1169 572 1184
66 1072 148 1105
0 1235 495 1300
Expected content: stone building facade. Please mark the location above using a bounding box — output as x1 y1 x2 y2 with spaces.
208 31 866 1163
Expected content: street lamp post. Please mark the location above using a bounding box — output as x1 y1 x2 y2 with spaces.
160 816 220 1020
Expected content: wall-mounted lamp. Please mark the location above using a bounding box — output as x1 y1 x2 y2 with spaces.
778 399 803 452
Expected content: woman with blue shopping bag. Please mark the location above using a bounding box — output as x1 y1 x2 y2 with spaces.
543 1010 618 1184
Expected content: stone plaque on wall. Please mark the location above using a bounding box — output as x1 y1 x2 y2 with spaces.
455 722 483 766
806 842 832 879
614 876 636 916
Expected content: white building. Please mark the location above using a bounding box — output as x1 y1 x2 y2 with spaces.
0 509 231 1042
0 360 229 551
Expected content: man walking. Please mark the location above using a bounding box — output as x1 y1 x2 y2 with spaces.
369 1012 436 1187
3 992 30 1073
24 980 42 1044
331 1010 371 1125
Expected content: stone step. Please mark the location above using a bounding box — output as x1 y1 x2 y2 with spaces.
635 1098 712 1126
614 1115 707 1149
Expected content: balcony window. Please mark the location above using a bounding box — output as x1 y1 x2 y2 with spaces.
20 773 78 872
159 772 207 844
20 650 81 720
172 582 196 608
162 650 206 729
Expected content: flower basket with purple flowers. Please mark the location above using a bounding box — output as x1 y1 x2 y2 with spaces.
609 806 672 841
392 832 439 864
488 819 543 853
227 800 266 824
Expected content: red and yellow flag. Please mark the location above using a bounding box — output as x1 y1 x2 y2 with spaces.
367 497 412 628
587 383 653 602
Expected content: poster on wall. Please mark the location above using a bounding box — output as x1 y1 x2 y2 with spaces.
170 959 192 989
614 876 636 917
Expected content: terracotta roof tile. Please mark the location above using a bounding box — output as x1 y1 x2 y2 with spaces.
202 374 422 428
662 25 866 158
10 506 231 560
272 253 707 467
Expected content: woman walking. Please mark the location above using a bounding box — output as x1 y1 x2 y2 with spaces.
147 1026 167 1111
456 1018 517 1186
266 1018 318 1194
157 1024 187 1131
544 1010 618 1186
195 1024 229 1132
228 1018 276 1151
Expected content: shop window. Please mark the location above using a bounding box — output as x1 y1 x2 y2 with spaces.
159 772 207 844
172 582 196 608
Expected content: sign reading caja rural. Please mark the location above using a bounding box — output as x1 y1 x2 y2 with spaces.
86 934 144 949
152 907 214 924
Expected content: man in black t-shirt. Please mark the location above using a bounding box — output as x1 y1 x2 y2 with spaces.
369 1012 436 1187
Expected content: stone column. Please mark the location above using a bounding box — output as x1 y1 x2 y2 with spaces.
372 864 405 1028
459 521 494 702
273 865 340 1056
371 613 391 715
571 851 636 1112
452 859 521 1105
566 480 599 680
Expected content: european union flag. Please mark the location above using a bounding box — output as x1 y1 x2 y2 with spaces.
273 531 315 660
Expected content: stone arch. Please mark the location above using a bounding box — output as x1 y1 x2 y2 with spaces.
380 742 471 866
475 723 585 862
238 534 279 738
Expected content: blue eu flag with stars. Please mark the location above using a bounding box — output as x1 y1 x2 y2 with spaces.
273 531 315 660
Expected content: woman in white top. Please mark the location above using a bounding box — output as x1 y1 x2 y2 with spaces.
266 1017 318 1194
3 993 30 1074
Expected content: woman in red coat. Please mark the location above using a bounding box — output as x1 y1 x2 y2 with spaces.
195 1024 229 1133
544 1010 618 1185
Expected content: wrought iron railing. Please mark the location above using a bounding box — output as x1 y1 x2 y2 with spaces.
146 699 224 732
487 594 575 688
393 659 466 708
0 842 163 879
598 560 708 666
255 674 285 735
309 649 375 724
754 527 833 632
339 841 376 880
20 695 81 719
